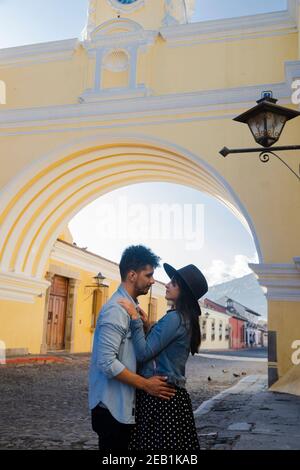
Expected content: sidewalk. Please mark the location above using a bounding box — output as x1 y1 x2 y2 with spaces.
194 375 300 450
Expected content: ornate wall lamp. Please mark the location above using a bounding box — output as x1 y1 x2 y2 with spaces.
86 272 109 330
220 91 300 181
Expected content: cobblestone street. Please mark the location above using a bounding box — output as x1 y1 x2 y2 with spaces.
0 353 266 450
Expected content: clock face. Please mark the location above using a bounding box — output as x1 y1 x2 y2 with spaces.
117 0 138 4
109 0 143 12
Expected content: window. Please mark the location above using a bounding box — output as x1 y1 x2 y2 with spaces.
0 80 6 105
211 321 215 341
225 324 230 340
219 321 223 341
201 319 207 341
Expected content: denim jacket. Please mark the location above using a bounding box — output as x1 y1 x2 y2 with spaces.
130 309 191 388
88 285 138 424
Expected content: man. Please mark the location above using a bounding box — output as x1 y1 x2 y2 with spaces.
89 245 175 451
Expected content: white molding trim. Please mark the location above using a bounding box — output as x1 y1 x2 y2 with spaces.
82 18 157 51
249 262 300 302
160 2 298 46
0 243 165 302
79 84 151 102
48 263 81 281
0 39 78 69
0 60 299 130
51 240 121 281
51 240 167 291
0 270 50 303
77 19 156 105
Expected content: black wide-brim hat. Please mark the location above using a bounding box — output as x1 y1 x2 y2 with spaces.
163 263 208 302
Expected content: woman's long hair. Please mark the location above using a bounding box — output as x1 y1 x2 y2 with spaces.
171 274 201 355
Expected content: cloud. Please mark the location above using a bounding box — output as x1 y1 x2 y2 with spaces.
203 254 259 286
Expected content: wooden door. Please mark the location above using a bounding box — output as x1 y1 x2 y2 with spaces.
46 275 68 350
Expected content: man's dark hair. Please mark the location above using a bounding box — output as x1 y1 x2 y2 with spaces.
119 245 161 281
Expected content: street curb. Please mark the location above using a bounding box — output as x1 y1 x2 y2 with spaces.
196 353 266 362
2 356 67 365
194 374 267 418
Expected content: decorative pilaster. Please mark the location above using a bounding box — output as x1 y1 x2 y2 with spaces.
40 272 55 354
249 261 300 301
79 18 156 103
65 279 81 353
249 259 300 388
80 0 97 41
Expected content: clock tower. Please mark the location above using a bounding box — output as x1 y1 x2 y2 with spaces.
82 0 196 39
79 1 195 103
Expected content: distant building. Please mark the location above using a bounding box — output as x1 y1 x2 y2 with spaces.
217 296 262 349
257 320 268 348
199 298 230 350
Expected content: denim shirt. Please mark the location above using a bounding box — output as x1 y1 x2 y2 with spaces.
130 309 191 388
88 285 138 424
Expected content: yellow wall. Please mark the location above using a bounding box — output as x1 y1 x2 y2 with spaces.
268 300 300 378
0 1 299 390
1 118 299 264
0 250 168 355
0 33 297 110
0 47 87 110
0 298 45 355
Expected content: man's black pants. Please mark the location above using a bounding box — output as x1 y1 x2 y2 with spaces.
91 405 134 451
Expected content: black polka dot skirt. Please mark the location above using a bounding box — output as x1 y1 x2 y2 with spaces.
129 387 200 451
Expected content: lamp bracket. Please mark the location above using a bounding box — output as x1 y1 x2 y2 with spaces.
220 145 300 181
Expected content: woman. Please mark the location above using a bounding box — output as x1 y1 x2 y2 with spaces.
118 263 208 451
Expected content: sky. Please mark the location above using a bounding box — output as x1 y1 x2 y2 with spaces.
69 183 259 285
0 0 287 49
0 1 285 286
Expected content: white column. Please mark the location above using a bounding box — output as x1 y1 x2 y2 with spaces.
94 49 104 91
128 46 138 89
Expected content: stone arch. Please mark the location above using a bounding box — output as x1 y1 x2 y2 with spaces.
0 135 263 284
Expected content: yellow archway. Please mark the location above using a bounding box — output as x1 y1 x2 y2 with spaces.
0 135 262 283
